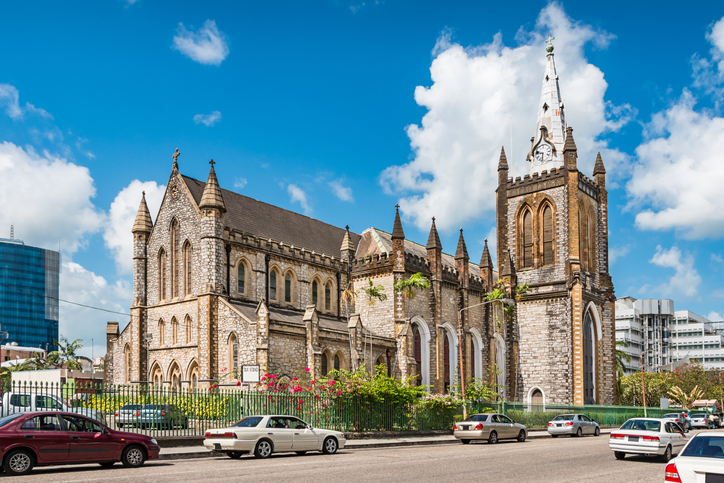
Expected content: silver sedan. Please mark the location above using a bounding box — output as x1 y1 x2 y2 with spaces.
453 413 528 444
547 414 601 438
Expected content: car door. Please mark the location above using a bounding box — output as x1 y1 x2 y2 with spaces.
498 415 516 438
265 417 293 451
667 422 687 452
289 417 319 451
580 415 592 434
18 414 69 464
62 414 120 462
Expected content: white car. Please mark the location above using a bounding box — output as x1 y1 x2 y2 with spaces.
665 431 724 482
690 414 713 429
203 415 346 459
609 418 688 462
0 392 104 423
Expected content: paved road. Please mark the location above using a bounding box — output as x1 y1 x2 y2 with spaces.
10 434 668 482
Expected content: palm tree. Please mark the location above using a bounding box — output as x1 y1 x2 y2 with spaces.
393 272 430 314
616 340 631 377
48 336 92 371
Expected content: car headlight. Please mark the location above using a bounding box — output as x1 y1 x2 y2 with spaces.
151 438 158 445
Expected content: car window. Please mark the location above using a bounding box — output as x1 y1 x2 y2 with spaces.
121 404 141 411
491 415 500 423
620 419 660 432
233 417 263 428
499 415 513 424
693 414 706 418
10 395 31 408
0 413 24 428
267 417 292 429
554 415 575 421
62 415 103 433
20 415 62 431
464 415 489 422
682 436 724 458
287 417 308 429
36 396 63 410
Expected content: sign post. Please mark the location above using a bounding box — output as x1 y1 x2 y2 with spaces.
242 365 260 383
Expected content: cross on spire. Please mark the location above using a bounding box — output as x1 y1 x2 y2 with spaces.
209 159 216 167
546 35 555 54
172 148 180 170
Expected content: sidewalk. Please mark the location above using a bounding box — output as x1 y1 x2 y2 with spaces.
158 428 614 460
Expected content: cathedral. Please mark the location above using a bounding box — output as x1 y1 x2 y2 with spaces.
106 41 615 405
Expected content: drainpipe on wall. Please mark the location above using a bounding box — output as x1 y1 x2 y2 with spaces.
265 254 271 303
225 244 231 296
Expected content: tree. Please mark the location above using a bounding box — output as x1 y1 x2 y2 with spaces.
668 385 705 409
615 340 631 378
360 278 387 371
47 336 92 371
393 272 430 314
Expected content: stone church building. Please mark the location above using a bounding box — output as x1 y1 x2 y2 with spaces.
106 42 615 405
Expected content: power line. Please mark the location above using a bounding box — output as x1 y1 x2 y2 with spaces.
0 283 131 318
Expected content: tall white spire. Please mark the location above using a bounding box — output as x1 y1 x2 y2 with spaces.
527 36 567 175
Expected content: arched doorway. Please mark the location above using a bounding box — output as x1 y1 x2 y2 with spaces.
443 331 451 393
411 317 431 388
494 334 506 398
583 310 595 404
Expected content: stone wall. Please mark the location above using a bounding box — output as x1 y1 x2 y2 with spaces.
268 332 307 377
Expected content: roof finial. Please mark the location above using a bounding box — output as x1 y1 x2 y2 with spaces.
210 159 216 167
172 148 180 170
546 35 555 54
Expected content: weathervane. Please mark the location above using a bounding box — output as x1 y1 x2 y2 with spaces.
546 35 555 54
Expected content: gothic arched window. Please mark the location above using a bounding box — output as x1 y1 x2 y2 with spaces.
158 248 167 301
443 332 451 393
229 333 239 374
237 262 246 294
334 353 340 371
542 205 554 266
325 282 332 311
580 207 589 270
124 345 131 384
185 315 192 344
284 273 292 303
170 219 179 298
312 280 318 306
159 319 165 347
587 208 596 272
171 317 178 345
583 310 595 404
522 209 533 268
322 352 328 376
270 270 277 300
413 325 422 386
183 241 192 295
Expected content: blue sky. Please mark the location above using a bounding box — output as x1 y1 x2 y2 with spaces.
1 0 724 358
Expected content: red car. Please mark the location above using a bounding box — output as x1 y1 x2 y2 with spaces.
0 411 160 475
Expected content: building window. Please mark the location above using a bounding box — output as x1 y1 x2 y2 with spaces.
185 315 192 344
583 310 595 404
270 270 277 300
124 345 131 384
170 219 179 298
414 325 422 386
238 262 245 294
587 209 596 271
159 320 165 346
284 273 292 303
444 332 451 393
470 346 475 380
522 210 533 268
229 333 239 374
334 353 340 371
542 205 554 266
183 241 192 295
325 282 331 311
580 208 590 270
322 353 328 376
312 280 318 306
159 248 167 301
171 317 178 345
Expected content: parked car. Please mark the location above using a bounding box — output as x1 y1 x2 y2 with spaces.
690 413 712 429
0 411 159 475
663 413 690 433
453 413 528 444
0 392 104 423
715 413 724 429
203 415 345 458
547 414 600 438
137 404 189 429
114 404 142 428
609 418 687 462
665 431 724 482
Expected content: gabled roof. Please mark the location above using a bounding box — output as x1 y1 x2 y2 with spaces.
183 175 361 257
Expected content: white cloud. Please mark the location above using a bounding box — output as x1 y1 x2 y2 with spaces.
379 4 630 231
608 245 630 265
0 84 52 120
329 178 353 202
234 177 247 190
713 253 724 264
193 110 222 126
649 245 701 297
59 261 132 359
172 20 229 66
103 180 165 274
287 184 311 215
708 311 724 321
0 141 104 253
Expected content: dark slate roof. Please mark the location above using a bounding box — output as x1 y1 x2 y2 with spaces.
229 301 348 332
183 175 361 257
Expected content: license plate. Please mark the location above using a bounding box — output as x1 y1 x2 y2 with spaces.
556 424 562 427
214 444 221 450
628 437 639 442
461 426 470 430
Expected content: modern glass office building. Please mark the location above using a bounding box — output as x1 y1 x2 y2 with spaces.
0 238 59 351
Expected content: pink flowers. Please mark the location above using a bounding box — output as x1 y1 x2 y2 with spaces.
305 367 310 373
236 381 241 386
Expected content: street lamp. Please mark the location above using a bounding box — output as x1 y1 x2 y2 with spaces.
458 298 515 419
640 348 655 417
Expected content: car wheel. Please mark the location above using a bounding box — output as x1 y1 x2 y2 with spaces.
118 423 124 428
295 451 307 455
323 437 338 455
614 451 626 460
460 439 471 444
227 452 243 459
488 431 498 444
254 440 273 459
3 449 34 476
99 461 116 468
121 445 146 468
594 427 600 437
576 428 582 437
551 435 558 438
517 430 526 442
660 445 672 463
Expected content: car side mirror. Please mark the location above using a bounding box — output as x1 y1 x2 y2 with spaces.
308 425 313 430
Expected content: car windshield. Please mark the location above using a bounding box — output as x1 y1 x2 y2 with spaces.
0 413 25 428
553 415 575 421
620 420 660 432
233 417 263 428
681 436 724 458
663 414 680 418
464 415 489 422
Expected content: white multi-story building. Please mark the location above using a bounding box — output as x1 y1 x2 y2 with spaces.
615 297 723 375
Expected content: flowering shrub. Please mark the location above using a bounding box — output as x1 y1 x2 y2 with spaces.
417 393 461 415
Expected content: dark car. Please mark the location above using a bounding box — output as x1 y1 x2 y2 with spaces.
0 411 160 475
138 404 189 429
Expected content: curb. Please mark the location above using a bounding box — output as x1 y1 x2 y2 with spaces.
157 429 615 460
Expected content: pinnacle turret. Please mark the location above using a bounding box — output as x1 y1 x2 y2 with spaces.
479 238 492 269
340 225 356 253
498 147 509 171
593 151 606 176
199 160 226 212
391 204 405 239
454 228 469 261
132 191 153 233
426 217 442 250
